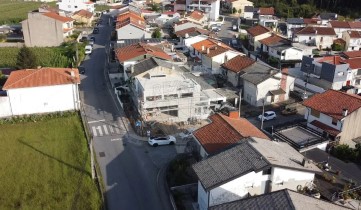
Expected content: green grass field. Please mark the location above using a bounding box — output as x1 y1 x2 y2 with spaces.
0 114 102 209
0 0 57 25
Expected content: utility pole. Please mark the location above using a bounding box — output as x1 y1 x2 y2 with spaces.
238 89 242 118
261 98 265 130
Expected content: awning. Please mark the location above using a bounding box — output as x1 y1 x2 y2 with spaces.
310 120 341 137
269 89 286 95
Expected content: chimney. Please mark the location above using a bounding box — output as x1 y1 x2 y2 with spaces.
131 65 135 73
206 47 210 54
185 33 189 38
201 45 205 51
228 110 239 119
342 108 348 117
217 42 221 46
70 70 75 77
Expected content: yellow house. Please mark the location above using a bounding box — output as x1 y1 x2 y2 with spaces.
72 9 94 27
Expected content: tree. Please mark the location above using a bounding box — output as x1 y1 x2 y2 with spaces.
238 9 242 14
232 7 237 14
151 28 162 38
16 46 37 69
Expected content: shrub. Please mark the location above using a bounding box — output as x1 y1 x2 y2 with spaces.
331 144 357 162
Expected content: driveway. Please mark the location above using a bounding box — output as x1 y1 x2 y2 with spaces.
79 14 174 210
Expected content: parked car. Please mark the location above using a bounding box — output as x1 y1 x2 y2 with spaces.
80 36 88 42
281 108 297 116
258 111 277 121
78 66 85 74
89 36 95 42
148 136 176 147
178 128 195 139
85 45 93 55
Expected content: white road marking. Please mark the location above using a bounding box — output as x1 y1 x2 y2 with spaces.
96 126 103 136
114 127 120 134
103 125 109 135
88 119 106 124
111 138 121 141
92 126 98 137
109 125 114 133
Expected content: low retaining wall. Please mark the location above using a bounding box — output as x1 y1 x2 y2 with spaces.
0 42 24 48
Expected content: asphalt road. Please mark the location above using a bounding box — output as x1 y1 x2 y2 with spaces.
79 14 173 210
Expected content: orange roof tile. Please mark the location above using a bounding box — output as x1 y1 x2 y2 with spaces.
246 25 270 37
347 30 361 38
73 9 93 19
296 27 336 36
188 10 204 21
175 27 210 37
221 55 255 73
3 68 80 90
349 21 361 29
259 7 274 15
259 34 290 46
115 43 171 62
344 58 361 69
193 113 270 154
303 90 361 120
43 12 73 22
341 51 361 59
192 39 235 57
317 56 343 65
310 120 341 136
329 21 350 28
116 11 146 30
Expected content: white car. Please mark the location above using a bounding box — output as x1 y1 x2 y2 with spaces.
258 111 277 121
178 128 195 139
148 136 176 147
85 45 93 55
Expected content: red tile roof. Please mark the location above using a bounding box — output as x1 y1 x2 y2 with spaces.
193 113 270 154
349 21 361 29
296 26 336 36
303 18 319 25
3 68 80 90
329 21 350 28
259 34 290 46
303 90 361 120
344 58 361 69
246 25 270 37
174 27 210 37
43 12 73 22
221 55 255 73
341 51 361 59
116 11 146 30
317 56 343 65
192 39 235 57
188 10 204 21
259 7 275 15
310 120 341 136
73 9 93 19
347 30 361 38
115 43 171 62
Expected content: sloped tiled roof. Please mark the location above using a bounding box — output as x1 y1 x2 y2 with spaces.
346 30 361 38
116 11 146 30
193 113 269 154
259 7 274 15
349 21 361 29
187 10 204 21
303 89 361 120
340 50 361 59
221 55 255 73
343 58 361 69
174 27 210 37
3 68 80 90
259 34 290 46
209 189 350 210
310 120 341 136
329 21 350 28
115 43 171 62
73 9 93 19
246 25 270 37
296 27 336 36
193 137 320 190
192 39 235 57
43 12 73 22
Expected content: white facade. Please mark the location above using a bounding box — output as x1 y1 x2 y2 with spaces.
196 49 242 74
155 13 180 27
265 46 303 61
294 34 336 49
248 32 272 51
198 166 315 210
116 24 151 40
182 35 208 50
58 0 95 13
174 21 203 32
6 84 80 116
342 31 361 51
243 11 254 19
187 0 220 21
286 22 305 39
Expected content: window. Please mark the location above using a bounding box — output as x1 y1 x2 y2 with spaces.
164 94 178 100
146 95 162 101
74 5 78 8
181 93 193 98
309 36 311 40
337 72 344 76
311 109 320 118
332 118 338 125
262 168 272 175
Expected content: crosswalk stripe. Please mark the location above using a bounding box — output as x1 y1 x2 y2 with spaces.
109 125 114 133
114 127 120 134
92 126 98 137
97 126 103 136
103 125 109 135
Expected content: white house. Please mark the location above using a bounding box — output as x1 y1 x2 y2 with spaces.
221 55 255 87
342 30 361 51
175 28 211 46
127 57 226 122
186 0 220 21
329 20 351 38
208 189 350 210
116 11 151 40
173 20 204 32
192 137 321 210
318 13 337 25
1 68 80 117
286 18 306 39
224 0 253 17
192 38 243 74
240 62 294 107
303 89 361 147
193 112 270 158
58 0 95 13
293 26 336 50
246 25 272 51
180 10 208 26
255 7 275 20
155 11 180 27
259 35 303 63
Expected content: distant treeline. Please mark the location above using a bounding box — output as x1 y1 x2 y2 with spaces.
251 0 361 19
